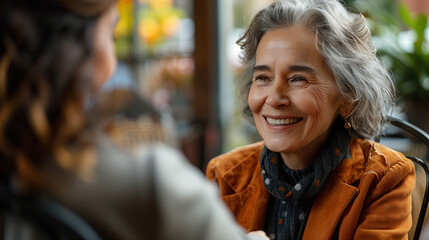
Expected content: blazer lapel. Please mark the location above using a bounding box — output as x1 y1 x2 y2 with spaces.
302 173 359 240
219 142 270 230
302 139 367 240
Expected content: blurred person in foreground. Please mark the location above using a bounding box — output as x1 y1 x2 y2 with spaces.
0 0 269 239
206 0 415 239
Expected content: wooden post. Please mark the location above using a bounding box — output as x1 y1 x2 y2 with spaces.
191 0 221 169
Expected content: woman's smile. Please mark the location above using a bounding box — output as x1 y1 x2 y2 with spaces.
248 25 346 169
264 116 303 128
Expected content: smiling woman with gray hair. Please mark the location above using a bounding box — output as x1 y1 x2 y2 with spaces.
206 0 415 239
0 0 270 239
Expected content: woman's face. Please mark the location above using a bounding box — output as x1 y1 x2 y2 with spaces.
248 25 345 169
92 4 118 91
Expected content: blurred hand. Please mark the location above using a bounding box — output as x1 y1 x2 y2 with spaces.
247 230 270 240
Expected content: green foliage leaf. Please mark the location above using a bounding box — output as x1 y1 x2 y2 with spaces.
399 3 414 29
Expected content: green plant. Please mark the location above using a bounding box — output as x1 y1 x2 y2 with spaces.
350 0 429 101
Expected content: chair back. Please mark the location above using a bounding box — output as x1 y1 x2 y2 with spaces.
0 178 103 240
377 117 429 240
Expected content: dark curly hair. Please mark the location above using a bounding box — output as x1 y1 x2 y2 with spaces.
0 0 116 179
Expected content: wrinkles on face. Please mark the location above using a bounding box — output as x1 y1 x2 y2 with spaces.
300 83 341 140
248 25 345 169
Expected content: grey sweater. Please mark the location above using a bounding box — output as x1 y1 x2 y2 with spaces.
4 135 262 240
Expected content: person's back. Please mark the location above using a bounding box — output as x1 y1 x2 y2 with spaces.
31 90 260 240
0 0 268 239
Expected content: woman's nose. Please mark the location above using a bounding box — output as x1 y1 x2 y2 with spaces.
265 82 291 107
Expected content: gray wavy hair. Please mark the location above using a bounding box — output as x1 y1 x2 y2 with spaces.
236 0 395 139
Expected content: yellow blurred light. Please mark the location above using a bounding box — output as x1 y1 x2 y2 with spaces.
161 15 180 37
114 17 132 38
117 0 133 7
115 0 133 38
148 0 173 9
139 18 162 44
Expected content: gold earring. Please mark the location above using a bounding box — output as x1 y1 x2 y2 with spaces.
344 119 351 129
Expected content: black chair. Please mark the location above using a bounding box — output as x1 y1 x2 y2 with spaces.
0 178 103 240
377 116 429 240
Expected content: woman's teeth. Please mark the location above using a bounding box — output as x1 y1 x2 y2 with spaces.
266 117 301 125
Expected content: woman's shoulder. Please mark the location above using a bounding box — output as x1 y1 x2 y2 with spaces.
207 141 265 172
96 132 185 167
205 141 265 183
354 138 415 180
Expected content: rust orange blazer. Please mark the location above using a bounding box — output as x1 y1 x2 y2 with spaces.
206 138 415 240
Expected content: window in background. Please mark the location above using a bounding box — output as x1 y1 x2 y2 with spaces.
218 0 275 152
113 0 202 166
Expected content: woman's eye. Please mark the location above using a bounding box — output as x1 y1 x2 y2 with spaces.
289 76 310 88
254 75 271 82
290 76 306 82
